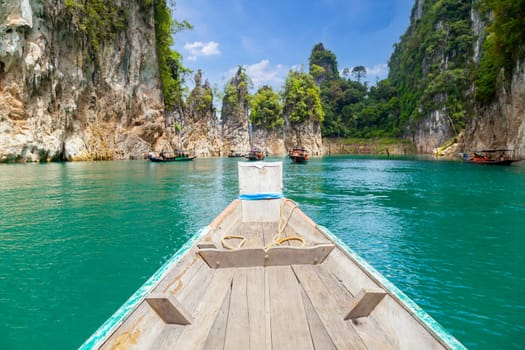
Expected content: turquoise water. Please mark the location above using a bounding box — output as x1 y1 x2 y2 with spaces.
0 157 524 349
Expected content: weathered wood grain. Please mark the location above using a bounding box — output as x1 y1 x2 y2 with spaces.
267 266 314 350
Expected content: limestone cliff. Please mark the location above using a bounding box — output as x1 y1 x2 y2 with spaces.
221 67 250 155
251 125 285 156
0 0 164 162
391 0 525 157
388 0 472 154
284 120 323 156
178 70 221 157
463 60 525 158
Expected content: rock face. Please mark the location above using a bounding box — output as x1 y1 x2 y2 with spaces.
284 120 323 156
251 125 286 156
181 71 222 157
463 60 525 158
397 1 525 157
221 68 251 155
0 0 164 162
413 108 456 154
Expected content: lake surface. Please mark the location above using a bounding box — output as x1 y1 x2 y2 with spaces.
1 156 524 349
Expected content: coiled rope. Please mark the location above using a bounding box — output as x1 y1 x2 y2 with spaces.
221 197 305 251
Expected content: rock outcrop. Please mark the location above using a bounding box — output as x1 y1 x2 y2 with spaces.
180 71 221 157
393 0 525 157
284 120 323 156
0 0 164 162
221 67 251 155
251 125 286 156
413 108 456 154
463 60 525 158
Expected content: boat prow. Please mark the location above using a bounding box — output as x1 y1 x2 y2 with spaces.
81 162 464 350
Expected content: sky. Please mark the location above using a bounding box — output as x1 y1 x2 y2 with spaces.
171 0 414 92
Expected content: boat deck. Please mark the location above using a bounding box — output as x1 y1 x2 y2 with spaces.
87 162 461 349
99 220 445 349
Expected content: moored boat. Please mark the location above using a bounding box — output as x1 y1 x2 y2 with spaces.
289 147 309 163
148 150 196 162
80 162 465 350
460 149 519 165
246 147 265 161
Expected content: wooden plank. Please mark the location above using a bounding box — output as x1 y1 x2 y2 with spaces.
197 242 218 249
300 288 336 350
199 244 334 269
233 222 265 248
154 250 203 294
199 248 266 268
266 244 334 266
314 264 395 349
146 293 193 325
262 222 278 248
344 289 387 320
173 268 235 350
321 248 381 296
264 265 272 350
292 264 367 350
202 285 232 350
99 302 165 350
247 266 266 350
224 269 250 349
267 266 314 350
366 296 446 350
151 262 215 349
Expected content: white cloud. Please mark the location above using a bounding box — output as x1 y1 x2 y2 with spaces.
244 59 288 88
183 41 221 61
365 63 388 76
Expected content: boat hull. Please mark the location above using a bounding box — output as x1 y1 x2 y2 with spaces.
81 162 464 350
149 156 196 162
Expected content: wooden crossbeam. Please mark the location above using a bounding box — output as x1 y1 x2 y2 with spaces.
198 244 335 268
146 293 193 325
344 289 387 320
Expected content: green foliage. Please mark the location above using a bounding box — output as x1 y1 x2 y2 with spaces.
388 0 473 131
63 0 190 108
351 66 367 82
153 0 192 109
250 86 283 130
283 71 324 123
310 64 326 84
222 67 251 117
475 0 525 103
309 43 338 82
187 70 214 113
64 0 126 61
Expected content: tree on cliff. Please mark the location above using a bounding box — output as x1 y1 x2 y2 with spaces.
351 66 367 83
283 71 324 124
388 0 473 133
475 0 525 103
151 0 192 109
187 70 214 114
221 66 251 121
309 43 338 85
250 86 283 130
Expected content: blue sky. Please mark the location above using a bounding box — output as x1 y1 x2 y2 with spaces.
171 0 414 92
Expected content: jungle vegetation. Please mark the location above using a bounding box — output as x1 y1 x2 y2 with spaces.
161 0 524 140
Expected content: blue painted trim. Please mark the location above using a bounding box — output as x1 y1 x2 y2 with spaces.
238 192 284 200
317 225 466 350
78 226 211 350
